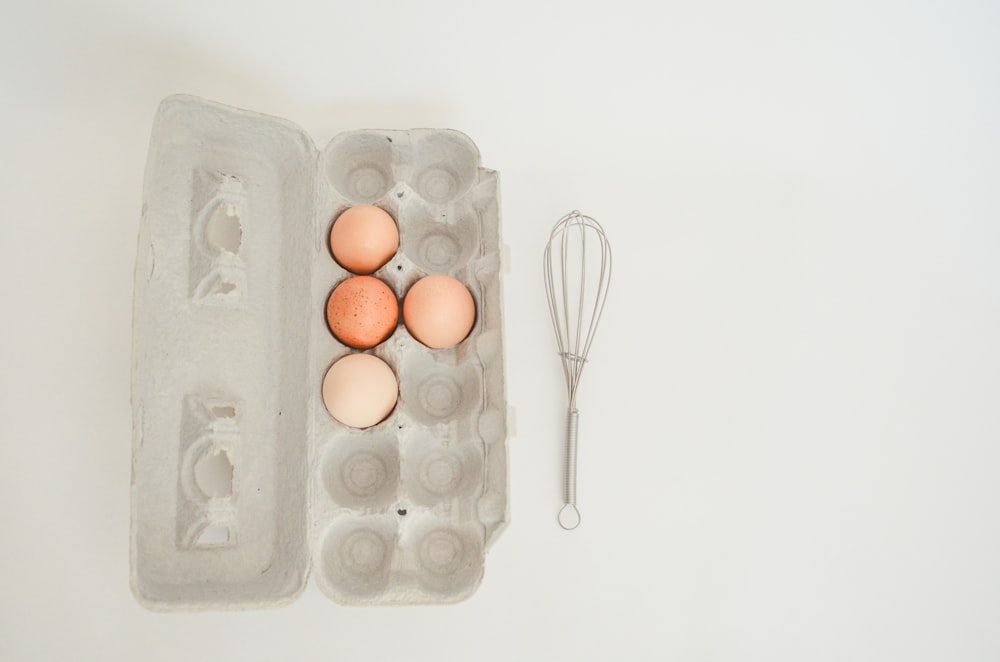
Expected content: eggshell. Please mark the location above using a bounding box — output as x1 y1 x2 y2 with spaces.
322 353 398 428
403 275 476 349
329 205 399 274
326 276 399 349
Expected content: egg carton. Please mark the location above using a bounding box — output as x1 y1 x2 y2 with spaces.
130 95 508 609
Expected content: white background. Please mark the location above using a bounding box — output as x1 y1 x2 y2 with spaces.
2 0 999 660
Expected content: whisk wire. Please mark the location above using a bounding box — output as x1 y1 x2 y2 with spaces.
545 211 612 407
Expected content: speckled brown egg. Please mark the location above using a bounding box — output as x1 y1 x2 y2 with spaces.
326 276 399 349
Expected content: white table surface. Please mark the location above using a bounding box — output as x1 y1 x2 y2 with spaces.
3 1 999 660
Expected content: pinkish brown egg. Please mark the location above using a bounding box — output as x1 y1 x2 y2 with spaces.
329 205 399 274
402 275 476 349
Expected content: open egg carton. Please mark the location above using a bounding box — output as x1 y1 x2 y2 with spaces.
131 95 508 609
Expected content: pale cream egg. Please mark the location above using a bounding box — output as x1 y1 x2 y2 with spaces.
322 353 398 428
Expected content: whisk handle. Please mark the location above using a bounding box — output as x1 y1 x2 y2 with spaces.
558 408 582 530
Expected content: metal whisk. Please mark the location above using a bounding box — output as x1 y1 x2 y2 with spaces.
543 210 612 530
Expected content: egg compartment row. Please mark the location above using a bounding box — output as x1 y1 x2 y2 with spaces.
317 197 487 296
321 129 482 207
315 320 487 418
316 411 487 513
314 511 487 605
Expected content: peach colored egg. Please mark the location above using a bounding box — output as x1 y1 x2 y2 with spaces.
326 276 399 349
329 205 399 274
402 275 476 349
322 353 398 428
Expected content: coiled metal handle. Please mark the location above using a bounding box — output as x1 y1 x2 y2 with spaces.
558 408 581 529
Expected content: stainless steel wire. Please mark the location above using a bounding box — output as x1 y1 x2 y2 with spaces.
543 210 612 530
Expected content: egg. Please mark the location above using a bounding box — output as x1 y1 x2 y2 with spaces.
402 275 476 349
329 205 399 274
326 276 399 349
322 353 398 428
